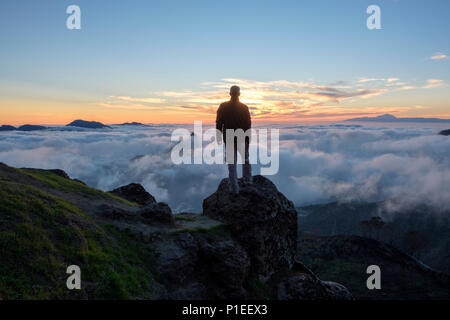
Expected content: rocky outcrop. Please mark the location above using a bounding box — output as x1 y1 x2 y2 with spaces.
110 183 157 205
140 202 174 225
155 231 251 300
195 175 353 300
196 235 250 299
0 161 353 300
108 183 174 224
203 175 298 280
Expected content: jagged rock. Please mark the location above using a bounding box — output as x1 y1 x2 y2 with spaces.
109 183 157 205
154 232 251 300
203 175 297 279
196 237 250 299
154 233 199 287
140 202 174 225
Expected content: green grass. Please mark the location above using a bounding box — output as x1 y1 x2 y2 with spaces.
18 168 138 207
0 180 157 300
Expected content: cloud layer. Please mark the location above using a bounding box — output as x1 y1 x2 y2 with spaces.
1 124 449 213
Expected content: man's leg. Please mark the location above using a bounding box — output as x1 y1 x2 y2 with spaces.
242 139 252 183
226 142 239 194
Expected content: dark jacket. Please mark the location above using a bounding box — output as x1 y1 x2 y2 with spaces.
216 99 251 134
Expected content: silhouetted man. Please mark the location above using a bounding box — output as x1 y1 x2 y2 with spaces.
216 86 252 194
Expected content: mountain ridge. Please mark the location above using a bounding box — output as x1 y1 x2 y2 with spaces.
346 113 450 123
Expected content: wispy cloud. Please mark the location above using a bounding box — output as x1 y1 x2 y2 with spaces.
94 77 446 121
423 79 445 89
112 96 166 104
430 53 449 61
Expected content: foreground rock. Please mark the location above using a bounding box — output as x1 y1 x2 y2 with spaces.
203 175 298 279
107 183 174 225
0 162 352 300
200 175 352 299
140 202 174 225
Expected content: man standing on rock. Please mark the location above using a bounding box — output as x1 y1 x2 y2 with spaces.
216 85 252 194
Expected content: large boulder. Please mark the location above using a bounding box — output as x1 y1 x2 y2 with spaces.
203 175 298 280
140 202 175 225
109 183 157 205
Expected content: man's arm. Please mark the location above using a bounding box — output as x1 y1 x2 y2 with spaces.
216 104 224 144
244 104 251 130
216 104 224 132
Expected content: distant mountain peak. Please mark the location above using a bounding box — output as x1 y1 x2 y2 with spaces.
377 114 397 120
120 122 145 126
346 114 450 123
67 119 111 129
0 125 17 131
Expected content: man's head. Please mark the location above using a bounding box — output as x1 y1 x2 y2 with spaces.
230 86 240 99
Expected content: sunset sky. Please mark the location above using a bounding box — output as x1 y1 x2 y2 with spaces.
0 0 449 125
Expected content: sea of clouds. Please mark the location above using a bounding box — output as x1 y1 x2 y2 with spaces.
1 123 449 213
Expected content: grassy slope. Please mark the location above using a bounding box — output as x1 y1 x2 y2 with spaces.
0 166 158 299
18 168 138 207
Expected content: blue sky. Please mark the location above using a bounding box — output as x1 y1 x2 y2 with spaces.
0 0 449 124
